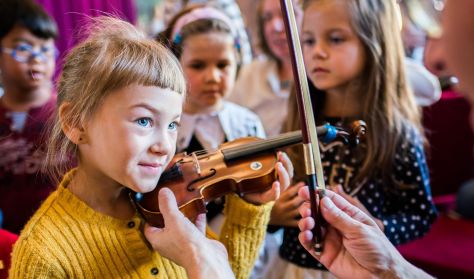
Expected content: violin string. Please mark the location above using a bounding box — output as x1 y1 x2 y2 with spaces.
223 132 301 154
188 132 302 160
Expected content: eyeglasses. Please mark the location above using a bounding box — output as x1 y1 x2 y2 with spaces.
0 43 58 63
403 0 445 38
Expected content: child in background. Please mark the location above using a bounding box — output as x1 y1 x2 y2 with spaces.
0 0 58 234
9 17 291 279
230 0 303 137
162 0 253 65
398 1 441 107
268 0 437 278
158 5 267 230
160 5 266 154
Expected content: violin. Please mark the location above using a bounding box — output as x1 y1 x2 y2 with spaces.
133 122 366 228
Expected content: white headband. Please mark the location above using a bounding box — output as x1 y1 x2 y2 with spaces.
171 6 237 43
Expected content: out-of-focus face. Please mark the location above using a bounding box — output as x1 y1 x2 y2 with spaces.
400 11 426 56
261 0 302 61
423 37 451 78
442 0 474 128
79 84 183 193
180 32 237 114
0 24 55 96
301 0 366 92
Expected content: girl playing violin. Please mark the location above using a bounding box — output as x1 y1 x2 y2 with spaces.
157 5 270 232
267 0 437 278
9 17 292 279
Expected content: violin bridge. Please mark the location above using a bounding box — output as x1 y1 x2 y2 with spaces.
192 152 201 175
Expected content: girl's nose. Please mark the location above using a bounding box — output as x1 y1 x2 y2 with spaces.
150 132 173 156
313 43 329 59
272 17 285 32
30 51 45 64
205 67 221 83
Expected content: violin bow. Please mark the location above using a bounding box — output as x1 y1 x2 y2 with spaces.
280 0 326 254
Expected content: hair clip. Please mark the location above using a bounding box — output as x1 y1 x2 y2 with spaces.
173 34 182 45
234 39 241 52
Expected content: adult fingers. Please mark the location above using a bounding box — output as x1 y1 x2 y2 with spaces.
298 185 314 202
328 192 376 227
143 223 163 249
195 213 207 235
158 187 183 225
320 194 373 235
298 216 315 232
298 231 319 260
298 201 312 218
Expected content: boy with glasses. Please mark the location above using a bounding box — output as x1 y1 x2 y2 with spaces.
0 0 58 234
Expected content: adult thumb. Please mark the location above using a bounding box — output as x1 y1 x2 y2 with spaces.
195 213 207 234
158 187 182 225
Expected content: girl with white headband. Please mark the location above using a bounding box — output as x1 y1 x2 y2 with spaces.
157 5 293 278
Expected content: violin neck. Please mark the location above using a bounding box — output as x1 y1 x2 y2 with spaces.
222 131 302 162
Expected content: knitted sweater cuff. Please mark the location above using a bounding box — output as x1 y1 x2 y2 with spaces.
224 194 273 228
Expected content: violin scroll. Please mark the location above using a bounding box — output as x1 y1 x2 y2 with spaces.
349 120 367 146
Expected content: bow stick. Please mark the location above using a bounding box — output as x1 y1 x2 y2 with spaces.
280 0 325 254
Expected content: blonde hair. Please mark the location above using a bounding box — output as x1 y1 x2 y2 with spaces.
45 17 187 182
286 0 423 186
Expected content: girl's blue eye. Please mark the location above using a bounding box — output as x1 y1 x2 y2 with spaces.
136 118 152 127
16 44 32 51
168 121 180 131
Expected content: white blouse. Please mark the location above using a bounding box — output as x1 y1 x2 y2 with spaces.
177 101 266 152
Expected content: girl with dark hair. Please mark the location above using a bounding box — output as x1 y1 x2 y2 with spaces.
0 0 58 233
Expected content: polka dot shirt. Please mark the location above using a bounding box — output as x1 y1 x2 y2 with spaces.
279 120 438 269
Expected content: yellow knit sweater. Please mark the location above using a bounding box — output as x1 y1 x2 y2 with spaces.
9 171 272 278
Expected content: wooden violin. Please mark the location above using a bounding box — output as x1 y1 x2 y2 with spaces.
133 122 366 228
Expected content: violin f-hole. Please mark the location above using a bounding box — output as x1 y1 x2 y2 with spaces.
187 168 217 192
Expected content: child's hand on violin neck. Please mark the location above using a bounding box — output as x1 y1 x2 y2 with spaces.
242 152 294 205
269 181 306 227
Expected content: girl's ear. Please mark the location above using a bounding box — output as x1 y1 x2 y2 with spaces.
59 102 87 144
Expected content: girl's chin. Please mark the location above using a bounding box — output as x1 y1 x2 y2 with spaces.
272 50 290 61
312 83 330 91
309 78 335 91
127 180 160 194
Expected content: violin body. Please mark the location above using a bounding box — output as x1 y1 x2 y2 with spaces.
135 137 278 228
133 124 365 228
